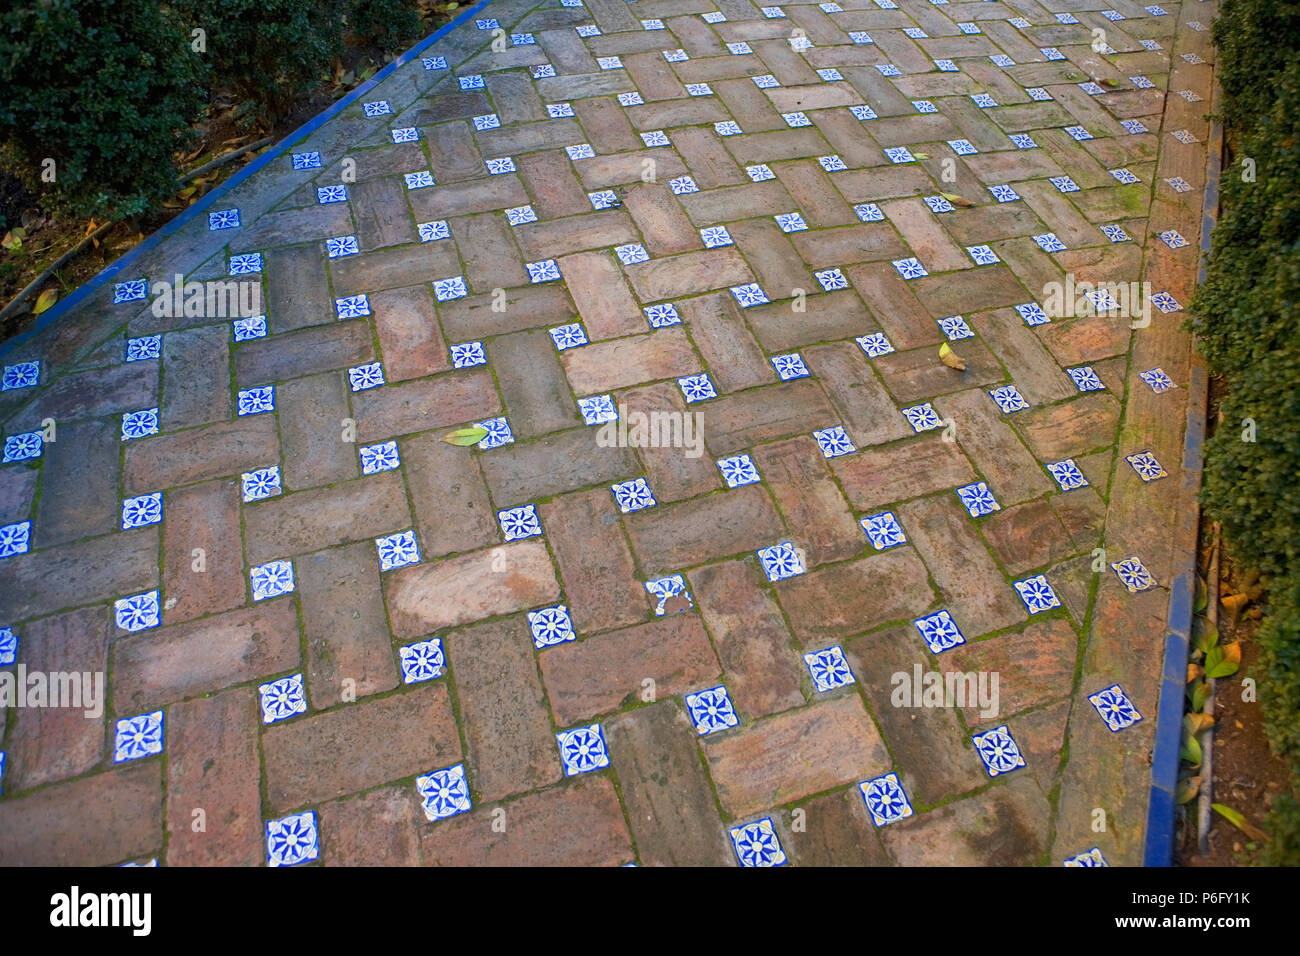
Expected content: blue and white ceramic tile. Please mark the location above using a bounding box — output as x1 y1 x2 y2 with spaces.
859 773 914 827
783 111 812 127
615 243 649 265
730 818 787 867
1033 232 1067 253
924 195 955 214
114 711 163 763
476 17 500 28
813 425 856 458
1139 41 1162 53
1088 684 1143 732
1064 847 1110 867
251 560 294 601
359 441 400 475
645 303 681 327
988 184 1020 203
717 453 761 488
663 49 689 62
646 574 691 615
457 73 484 90
1014 302 1050 326
771 353 809 381
336 293 370 317
237 386 275 415
715 120 743 137
956 481 1000 517
113 278 148 303
938 315 974 339
1139 368 1174 393
972 725 1026 777
498 505 543 542
855 333 894 357
528 605 575 649
556 724 610 776
1065 124 1095 142
774 212 808 233
230 253 262 275
862 512 906 550
259 674 306 724
121 408 159 440
947 139 979 156
678 373 717 403
126 335 161 361
566 142 597 159
805 645 855 692
757 542 806 582
114 590 160 632
1025 87 1052 101
531 63 557 78
400 638 445 684
597 55 624 70
701 226 733 248
362 100 391 116
550 323 588 351
641 18 665 29
450 341 486 369
934 58 958 71
849 104 877 120
0 520 31 558
1158 230 1189 249
376 530 421 570
902 402 943 433
726 42 752 55
2 430 42 463
1120 119 1148 134
669 176 699 195
684 685 739 735
746 164 774 182
818 154 847 172
970 93 998 108
1067 366 1106 392
989 384 1029 413
348 362 385 392
121 492 162 530
876 64 901 77
485 157 516 175
855 202 884 221
640 130 670 147
1150 292 1182 313
266 811 318 867
968 244 1000 265
475 417 514 449
883 146 914 164
1008 133 1038 149
1054 12 1079 23
816 268 848 291
1111 556 1156 593
391 126 419 143
763 6 786 17
208 208 240 230
893 257 928 279
611 477 656 513
0 626 16 666
914 609 966 653
578 394 618 426
418 220 451 242
958 21 981 33
473 113 500 131
416 764 473 821
1046 459 1089 491
292 151 322 169
1015 575 1061 614
1126 452 1167 482
433 276 468 302
505 204 538 226
685 83 713 96
1100 224 1131 243
233 315 268 341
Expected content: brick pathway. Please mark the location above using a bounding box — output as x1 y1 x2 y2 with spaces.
0 0 1214 866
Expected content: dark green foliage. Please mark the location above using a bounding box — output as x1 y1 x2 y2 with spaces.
347 0 425 54
0 0 206 220
1190 0 1300 863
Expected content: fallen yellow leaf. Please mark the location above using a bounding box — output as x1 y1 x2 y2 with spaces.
939 342 966 370
34 288 59 314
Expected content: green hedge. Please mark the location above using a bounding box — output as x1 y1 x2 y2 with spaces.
1190 0 1300 865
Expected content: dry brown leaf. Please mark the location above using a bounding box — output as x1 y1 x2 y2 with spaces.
939 342 966 370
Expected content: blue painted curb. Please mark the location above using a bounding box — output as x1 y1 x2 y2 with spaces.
0 0 495 361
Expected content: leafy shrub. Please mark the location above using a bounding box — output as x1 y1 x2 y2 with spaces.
346 0 425 54
0 0 206 220
1190 0 1300 863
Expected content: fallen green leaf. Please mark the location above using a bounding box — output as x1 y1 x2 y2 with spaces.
442 426 489 446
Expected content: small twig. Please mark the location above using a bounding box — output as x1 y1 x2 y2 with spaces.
1198 522 1222 856
178 136 273 184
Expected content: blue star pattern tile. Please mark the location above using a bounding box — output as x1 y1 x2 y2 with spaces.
362 100 391 116
1121 119 1149 134
578 394 617 425
557 724 610 776
237 386 275 415
1126 452 1167 482
528 605 575 649
121 493 162 530
989 184 1020 203
663 48 688 62
1065 848 1110 867
1033 233 1067 253
730 818 787 867
1100 224 1131 243
115 590 160 632
531 64 557 78
485 157 516 174
347 362 385 392
114 278 148 303
771 353 809 380
956 481 1000 517
757 542 806 581
893 257 928 279
678 373 717 403
989 384 1029 413
816 268 848 291
640 130 670 147
1048 176 1078 194
856 333 893 357
376 530 421 570
615 243 649 265
924 195 955 213
114 711 163 763
546 102 574 118
292 151 321 169
804 645 855 691
473 113 500 131
126 335 161 361
391 126 419 143
359 441 400 475
208 208 240 230
230 253 262 274
685 685 739 735
819 154 847 172
1151 292 1182 313
418 220 450 242
266 811 318 867
913 100 938 113
726 42 752 55
971 93 998 108
121 408 159 440
0 626 15 666
611 477 656 513
669 176 699 195
475 417 514 449
1015 575 1061 614
3 430 42 462
1015 302 1050 326
774 212 808 233
972 725 1026 777
336 294 370 318
859 773 914 827
1065 124 1095 140
717 454 761 488
498 505 542 541
731 283 769 308
752 74 779 89
400 639 445 683
1025 87 1052 101
0 521 29 558
433 276 468 301
645 303 681 327
715 121 743 137
813 425 856 458
948 139 978 155
416 764 472 821
883 146 914 164
450 341 486 368
700 226 733 248
646 575 692 615
902 402 943 433
914 609 965 653
854 203 884 222
1046 459 1089 491
1088 684 1143 732
939 315 974 339
876 65 902 78
934 58 958 71
1139 368 1174 393
1111 556 1156 593
260 674 306 724
1009 133 1038 149
1067 366 1106 392
968 244 1000 265
849 104 877 120
862 512 906 550
251 560 294 600
505 205 538 225
566 142 597 159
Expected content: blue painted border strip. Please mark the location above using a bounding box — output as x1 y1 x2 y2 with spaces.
0 0 494 360
1141 103 1222 865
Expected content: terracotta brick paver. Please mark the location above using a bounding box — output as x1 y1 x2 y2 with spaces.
0 0 1214 867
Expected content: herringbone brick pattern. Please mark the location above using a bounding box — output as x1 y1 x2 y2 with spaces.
0 0 1213 866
